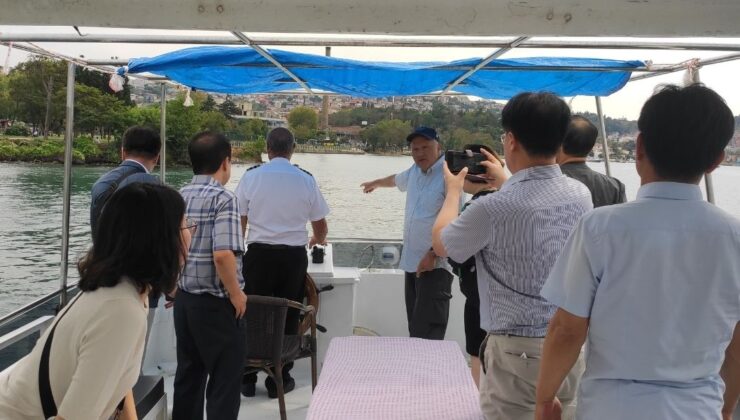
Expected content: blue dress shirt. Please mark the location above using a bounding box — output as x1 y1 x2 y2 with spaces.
542 182 740 419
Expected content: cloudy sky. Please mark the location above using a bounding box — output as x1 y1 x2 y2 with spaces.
2 26 739 120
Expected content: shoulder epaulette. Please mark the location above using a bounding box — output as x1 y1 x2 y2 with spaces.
294 164 313 177
246 164 262 172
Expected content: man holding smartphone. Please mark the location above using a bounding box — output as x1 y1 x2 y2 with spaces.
361 126 454 340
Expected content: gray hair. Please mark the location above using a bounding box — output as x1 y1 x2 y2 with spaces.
266 127 296 156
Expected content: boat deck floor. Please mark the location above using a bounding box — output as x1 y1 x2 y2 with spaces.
158 358 314 419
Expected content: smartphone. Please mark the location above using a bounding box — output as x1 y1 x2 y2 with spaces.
445 150 487 175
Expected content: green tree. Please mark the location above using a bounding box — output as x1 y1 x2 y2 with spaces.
237 118 267 141
74 84 129 137
0 73 16 120
127 105 161 130
218 98 241 117
75 67 132 105
202 95 217 112
360 119 411 151
200 111 230 133
445 128 474 150
288 106 319 141
8 58 67 135
164 93 203 163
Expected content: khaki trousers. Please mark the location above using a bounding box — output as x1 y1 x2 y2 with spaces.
479 334 584 420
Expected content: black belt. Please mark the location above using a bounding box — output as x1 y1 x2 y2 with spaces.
248 242 305 250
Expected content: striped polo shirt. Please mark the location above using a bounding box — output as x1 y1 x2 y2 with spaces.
441 164 592 337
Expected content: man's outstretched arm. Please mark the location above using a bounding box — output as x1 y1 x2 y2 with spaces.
360 174 396 193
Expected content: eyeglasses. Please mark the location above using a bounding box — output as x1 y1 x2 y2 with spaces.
181 218 197 235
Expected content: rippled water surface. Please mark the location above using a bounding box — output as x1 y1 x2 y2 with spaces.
1 155 739 316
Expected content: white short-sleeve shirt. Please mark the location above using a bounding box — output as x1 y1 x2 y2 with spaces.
235 157 330 247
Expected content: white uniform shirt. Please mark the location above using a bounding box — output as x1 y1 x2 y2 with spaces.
235 157 330 247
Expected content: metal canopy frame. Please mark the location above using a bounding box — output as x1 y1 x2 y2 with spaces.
1 0 739 37
441 36 530 96
3 33 740 51
0 29 736 316
230 31 314 94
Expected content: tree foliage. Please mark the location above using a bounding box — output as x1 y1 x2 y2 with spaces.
0 73 15 120
75 67 133 105
288 106 318 140
360 119 412 151
218 98 241 117
236 118 268 141
7 58 67 133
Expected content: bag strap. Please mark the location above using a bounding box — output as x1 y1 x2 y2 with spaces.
39 293 82 419
479 252 545 301
91 167 143 233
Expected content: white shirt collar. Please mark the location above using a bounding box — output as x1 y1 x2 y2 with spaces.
124 159 150 174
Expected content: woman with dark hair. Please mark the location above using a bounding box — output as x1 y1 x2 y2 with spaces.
0 183 192 420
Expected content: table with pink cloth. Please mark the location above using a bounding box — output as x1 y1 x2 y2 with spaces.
307 336 485 420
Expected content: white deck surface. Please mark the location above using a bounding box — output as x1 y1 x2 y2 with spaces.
163 358 314 419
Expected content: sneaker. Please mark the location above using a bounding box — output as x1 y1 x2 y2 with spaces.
241 382 256 397
265 376 295 399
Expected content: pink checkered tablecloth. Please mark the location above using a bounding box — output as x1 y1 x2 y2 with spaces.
307 336 484 420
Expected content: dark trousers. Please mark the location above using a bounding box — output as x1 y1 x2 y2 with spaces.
242 244 308 384
404 269 453 340
173 290 247 420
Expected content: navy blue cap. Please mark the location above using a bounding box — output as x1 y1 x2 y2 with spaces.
406 126 439 142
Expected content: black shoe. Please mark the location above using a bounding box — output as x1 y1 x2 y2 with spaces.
241 382 256 397
265 376 295 399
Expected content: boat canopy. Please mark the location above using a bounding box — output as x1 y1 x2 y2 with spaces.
119 46 643 98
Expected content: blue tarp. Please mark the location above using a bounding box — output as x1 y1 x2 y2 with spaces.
120 46 644 99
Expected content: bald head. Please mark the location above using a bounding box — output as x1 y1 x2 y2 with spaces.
562 115 599 158
267 127 296 158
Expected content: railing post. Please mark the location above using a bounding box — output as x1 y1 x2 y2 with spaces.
160 83 167 183
59 62 75 309
704 173 716 203
595 96 612 177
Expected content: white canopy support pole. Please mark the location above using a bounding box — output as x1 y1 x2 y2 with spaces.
595 96 612 177
321 47 331 129
160 83 167 183
2 42 12 75
59 62 75 309
441 36 529 95
231 31 314 95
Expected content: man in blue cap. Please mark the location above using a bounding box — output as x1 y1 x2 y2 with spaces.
361 126 454 339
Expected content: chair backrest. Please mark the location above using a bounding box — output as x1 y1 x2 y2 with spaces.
244 295 290 362
298 273 319 335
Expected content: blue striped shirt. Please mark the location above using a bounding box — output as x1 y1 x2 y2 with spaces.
441 165 592 336
179 175 245 298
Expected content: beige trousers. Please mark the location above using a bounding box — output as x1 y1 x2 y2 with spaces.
479 334 584 420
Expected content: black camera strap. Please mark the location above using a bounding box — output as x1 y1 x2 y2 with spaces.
478 252 545 301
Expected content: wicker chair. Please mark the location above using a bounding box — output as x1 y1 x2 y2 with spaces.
244 295 318 420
